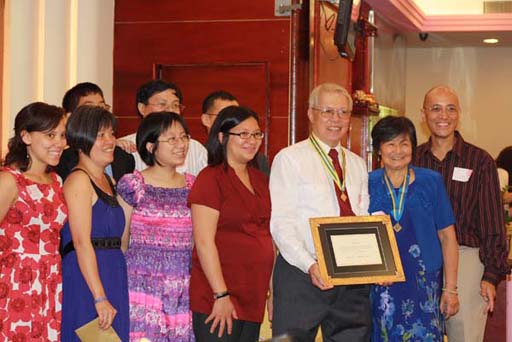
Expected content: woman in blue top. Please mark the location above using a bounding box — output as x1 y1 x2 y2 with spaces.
369 116 459 342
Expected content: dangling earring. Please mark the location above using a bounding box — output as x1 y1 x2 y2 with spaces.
26 151 32 169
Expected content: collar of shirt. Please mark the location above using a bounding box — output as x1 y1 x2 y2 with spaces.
420 130 465 161
311 133 341 155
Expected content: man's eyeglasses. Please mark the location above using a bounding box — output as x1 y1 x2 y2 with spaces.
311 107 351 119
424 105 459 115
226 131 265 140
158 134 191 145
148 101 186 113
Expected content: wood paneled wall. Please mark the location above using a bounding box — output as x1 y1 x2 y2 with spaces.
113 1 290 160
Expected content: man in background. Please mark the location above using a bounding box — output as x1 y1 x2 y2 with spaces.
201 90 270 175
119 79 207 175
57 82 135 182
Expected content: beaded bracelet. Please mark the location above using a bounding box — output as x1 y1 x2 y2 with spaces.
441 288 458 295
94 296 108 304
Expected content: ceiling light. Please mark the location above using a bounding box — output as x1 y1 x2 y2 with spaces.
483 38 499 44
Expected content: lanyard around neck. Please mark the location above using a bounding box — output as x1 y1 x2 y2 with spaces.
309 134 346 193
383 168 410 223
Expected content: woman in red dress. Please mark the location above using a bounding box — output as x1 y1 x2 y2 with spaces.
188 106 274 342
0 103 67 341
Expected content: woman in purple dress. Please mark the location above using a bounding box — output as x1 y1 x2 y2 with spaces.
117 112 195 342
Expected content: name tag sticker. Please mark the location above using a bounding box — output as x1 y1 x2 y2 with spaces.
452 167 473 182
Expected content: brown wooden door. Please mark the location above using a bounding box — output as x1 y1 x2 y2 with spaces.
113 1 290 162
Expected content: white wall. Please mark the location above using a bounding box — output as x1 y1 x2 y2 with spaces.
404 46 512 157
2 0 114 154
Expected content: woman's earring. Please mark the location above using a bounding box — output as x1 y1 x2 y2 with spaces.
26 152 32 169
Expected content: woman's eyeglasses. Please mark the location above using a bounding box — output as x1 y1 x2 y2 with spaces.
226 131 265 140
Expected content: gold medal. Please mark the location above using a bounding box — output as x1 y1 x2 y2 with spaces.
393 223 402 232
341 193 347 202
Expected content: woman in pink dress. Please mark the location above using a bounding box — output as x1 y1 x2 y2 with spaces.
117 112 195 342
0 102 67 341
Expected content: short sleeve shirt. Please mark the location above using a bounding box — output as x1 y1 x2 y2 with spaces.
188 164 274 323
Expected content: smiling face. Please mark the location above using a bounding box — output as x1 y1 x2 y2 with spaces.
308 91 351 147
89 124 116 167
151 121 189 167
379 133 413 172
421 88 460 140
22 117 67 168
224 117 262 166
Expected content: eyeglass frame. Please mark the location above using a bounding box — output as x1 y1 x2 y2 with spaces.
157 134 191 145
147 101 186 113
423 104 459 115
225 131 265 140
311 106 351 119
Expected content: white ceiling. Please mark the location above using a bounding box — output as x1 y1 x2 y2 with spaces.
413 0 486 15
403 31 512 47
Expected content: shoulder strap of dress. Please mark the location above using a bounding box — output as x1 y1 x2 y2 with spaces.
70 168 118 206
2 166 20 177
105 173 117 197
70 167 89 177
1 167 22 189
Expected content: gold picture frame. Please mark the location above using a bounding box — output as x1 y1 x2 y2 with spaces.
309 215 405 286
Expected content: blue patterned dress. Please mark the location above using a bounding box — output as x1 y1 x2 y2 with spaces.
369 167 455 342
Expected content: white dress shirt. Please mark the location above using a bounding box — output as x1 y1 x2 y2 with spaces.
270 138 369 274
120 133 207 176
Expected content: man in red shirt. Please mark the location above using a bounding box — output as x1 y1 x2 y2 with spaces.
415 85 509 342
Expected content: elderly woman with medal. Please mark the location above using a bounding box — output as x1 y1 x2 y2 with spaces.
368 116 460 342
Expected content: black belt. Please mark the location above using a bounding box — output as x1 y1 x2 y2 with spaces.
60 237 121 257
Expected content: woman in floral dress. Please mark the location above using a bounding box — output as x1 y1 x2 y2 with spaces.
0 103 67 341
369 116 459 342
118 112 195 342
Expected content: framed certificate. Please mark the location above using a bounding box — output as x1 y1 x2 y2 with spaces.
310 215 405 286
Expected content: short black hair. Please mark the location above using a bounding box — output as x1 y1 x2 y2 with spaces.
4 102 65 171
497 146 512 187
371 115 417 159
135 80 183 114
136 112 190 167
66 106 117 156
206 105 259 168
62 82 104 113
201 90 238 114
